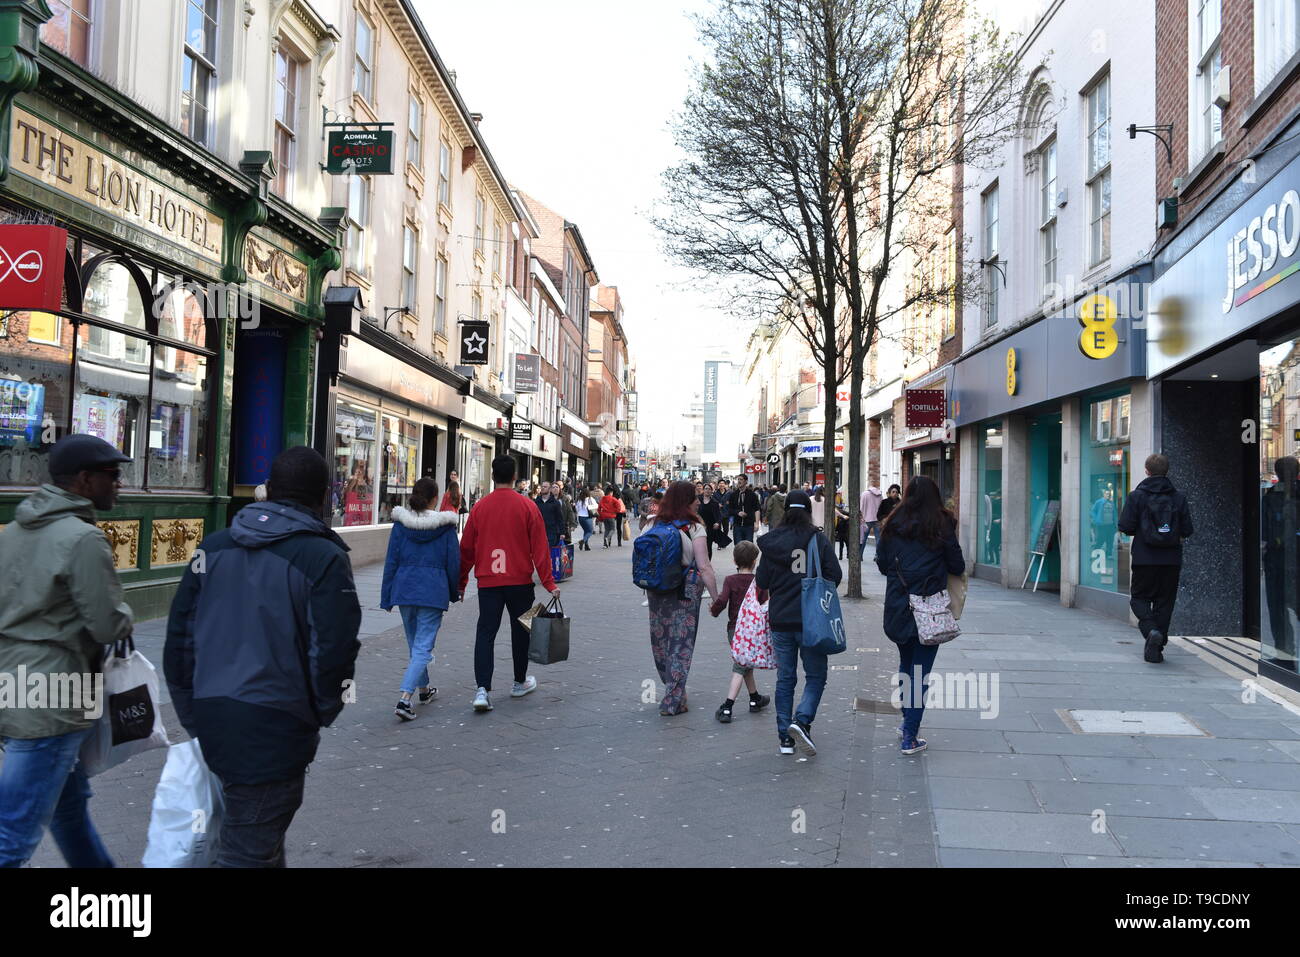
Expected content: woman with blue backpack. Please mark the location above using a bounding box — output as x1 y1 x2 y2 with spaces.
635 480 718 716
755 489 842 756
381 477 462 721
875 475 965 755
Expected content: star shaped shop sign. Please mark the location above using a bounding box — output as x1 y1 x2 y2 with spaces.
464 331 486 354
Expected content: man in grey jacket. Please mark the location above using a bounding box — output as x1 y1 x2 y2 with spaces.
0 434 133 867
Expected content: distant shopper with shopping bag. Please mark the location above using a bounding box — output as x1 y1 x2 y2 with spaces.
708 541 771 723
165 446 362 867
0 434 134 868
875 475 965 756
756 490 842 756
382 478 461 721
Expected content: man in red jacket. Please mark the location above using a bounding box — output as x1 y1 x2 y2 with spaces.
459 455 559 712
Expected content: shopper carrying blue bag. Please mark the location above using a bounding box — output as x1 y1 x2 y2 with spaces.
801 530 847 655
756 489 842 757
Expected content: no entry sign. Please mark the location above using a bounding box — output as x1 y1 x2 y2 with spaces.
0 225 66 311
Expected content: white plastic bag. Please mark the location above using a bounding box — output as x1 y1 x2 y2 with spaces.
79 639 169 777
142 739 224 868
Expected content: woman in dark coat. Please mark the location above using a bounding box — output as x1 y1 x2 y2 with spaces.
875 476 964 756
698 486 725 559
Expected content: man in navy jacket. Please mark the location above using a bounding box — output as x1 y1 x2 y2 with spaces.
165 447 361 867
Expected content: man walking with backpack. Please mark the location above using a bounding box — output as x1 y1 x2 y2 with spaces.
1118 453 1194 664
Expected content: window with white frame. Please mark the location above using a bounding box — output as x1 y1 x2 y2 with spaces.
354 15 373 102
982 184 999 328
438 139 451 208
181 0 218 146
1190 0 1222 164
1256 1 1300 95
346 175 369 273
273 43 300 200
407 93 422 168
41 0 92 66
434 256 447 335
1040 138 1058 296
1086 73 1111 268
402 225 418 310
492 221 502 277
475 194 485 255
472 291 482 322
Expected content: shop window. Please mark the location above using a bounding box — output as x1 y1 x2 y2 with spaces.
41 0 92 66
332 401 377 527
977 423 1002 567
73 326 149 489
0 313 73 486
379 414 419 523
1080 392 1131 595
156 279 209 348
148 347 209 489
1261 339 1300 673
84 261 147 332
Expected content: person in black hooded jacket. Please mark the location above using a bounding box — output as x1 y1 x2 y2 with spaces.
1117 453 1194 664
756 489 841 757
875 475 964 756
165 447 362 867
533 481 567 548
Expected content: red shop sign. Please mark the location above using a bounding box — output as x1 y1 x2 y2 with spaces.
0 225 67 311
744 463 766 473
905 388 946 429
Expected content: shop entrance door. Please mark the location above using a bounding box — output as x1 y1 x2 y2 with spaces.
1028 411 1062 586
421 425 439 483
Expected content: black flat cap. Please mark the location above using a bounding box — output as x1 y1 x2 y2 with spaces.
48 434 131 477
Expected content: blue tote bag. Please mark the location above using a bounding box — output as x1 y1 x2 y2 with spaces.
800 533 847 655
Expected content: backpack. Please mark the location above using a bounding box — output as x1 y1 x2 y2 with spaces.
633 520 689 593
1140 491 1181 547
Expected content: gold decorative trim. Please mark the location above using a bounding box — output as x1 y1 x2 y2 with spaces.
150 519 204 566
246 234 308 301
97 521 140 570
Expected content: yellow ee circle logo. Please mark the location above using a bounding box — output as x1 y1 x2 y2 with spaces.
1006 347 1017 396
1079 294 1119 359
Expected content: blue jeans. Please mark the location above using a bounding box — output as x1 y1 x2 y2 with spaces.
734 522 756 544
772 630 828 738
399 605 444 694
858 522 880 558
0 728 113 868
579 515 594 543
897 640 940 738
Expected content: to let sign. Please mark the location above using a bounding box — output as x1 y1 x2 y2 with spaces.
513 353 540 393
905 389 946 429
0 224 66 310
326 128 394 175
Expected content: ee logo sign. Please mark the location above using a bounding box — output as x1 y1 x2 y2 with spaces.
1005 347 1017 397
1079 294 1119 359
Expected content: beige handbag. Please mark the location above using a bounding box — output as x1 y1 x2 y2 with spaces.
947 572 969 620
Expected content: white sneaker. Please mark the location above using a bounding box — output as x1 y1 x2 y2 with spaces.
511 676 538 698
473 687 492 712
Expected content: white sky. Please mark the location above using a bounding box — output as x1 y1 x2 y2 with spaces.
415 0 728 451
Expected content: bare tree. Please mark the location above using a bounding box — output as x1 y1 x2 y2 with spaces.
658 0 1028 597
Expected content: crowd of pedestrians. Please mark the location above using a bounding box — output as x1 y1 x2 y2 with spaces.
0 436 1195 868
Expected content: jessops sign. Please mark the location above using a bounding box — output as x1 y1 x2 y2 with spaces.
1150 149 1300 377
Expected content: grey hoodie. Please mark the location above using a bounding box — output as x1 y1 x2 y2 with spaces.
0 484 133 738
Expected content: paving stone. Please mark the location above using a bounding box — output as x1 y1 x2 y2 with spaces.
1059 756 1228 787
939 847 1064 867
1031 780 1215 819
1105 817 1300 865
1004 731 1157 757
934 809 1124 855
927 777 1041 812
1187 787 1300 823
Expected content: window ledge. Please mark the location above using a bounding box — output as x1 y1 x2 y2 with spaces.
405 163 425 197
1179 140 1225 197
1242 48 1300 130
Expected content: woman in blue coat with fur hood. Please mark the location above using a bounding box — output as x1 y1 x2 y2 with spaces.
382 478 461 721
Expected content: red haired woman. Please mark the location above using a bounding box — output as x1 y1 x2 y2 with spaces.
645 481 719 715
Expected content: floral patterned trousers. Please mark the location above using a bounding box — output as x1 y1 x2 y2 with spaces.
647 573 702 715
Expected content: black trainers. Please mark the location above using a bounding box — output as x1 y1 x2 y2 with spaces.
395 700 416 721
779 735 796 755
1144 630 1165 663
417 687 438 704
748 694 770 713
715 704 733 724
788 720 816 756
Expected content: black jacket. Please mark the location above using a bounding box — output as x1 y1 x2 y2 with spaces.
164 501 362 785
534 495 566 546
1117 476 1193 566
730 487 761 524
756 524 842 632
875 519 964 645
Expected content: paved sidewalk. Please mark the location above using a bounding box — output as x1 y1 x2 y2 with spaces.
15 528 1300 867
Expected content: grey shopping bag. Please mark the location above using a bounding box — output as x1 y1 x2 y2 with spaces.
527 593 570 664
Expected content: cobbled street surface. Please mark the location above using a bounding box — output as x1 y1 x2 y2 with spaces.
18 529 1300 868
